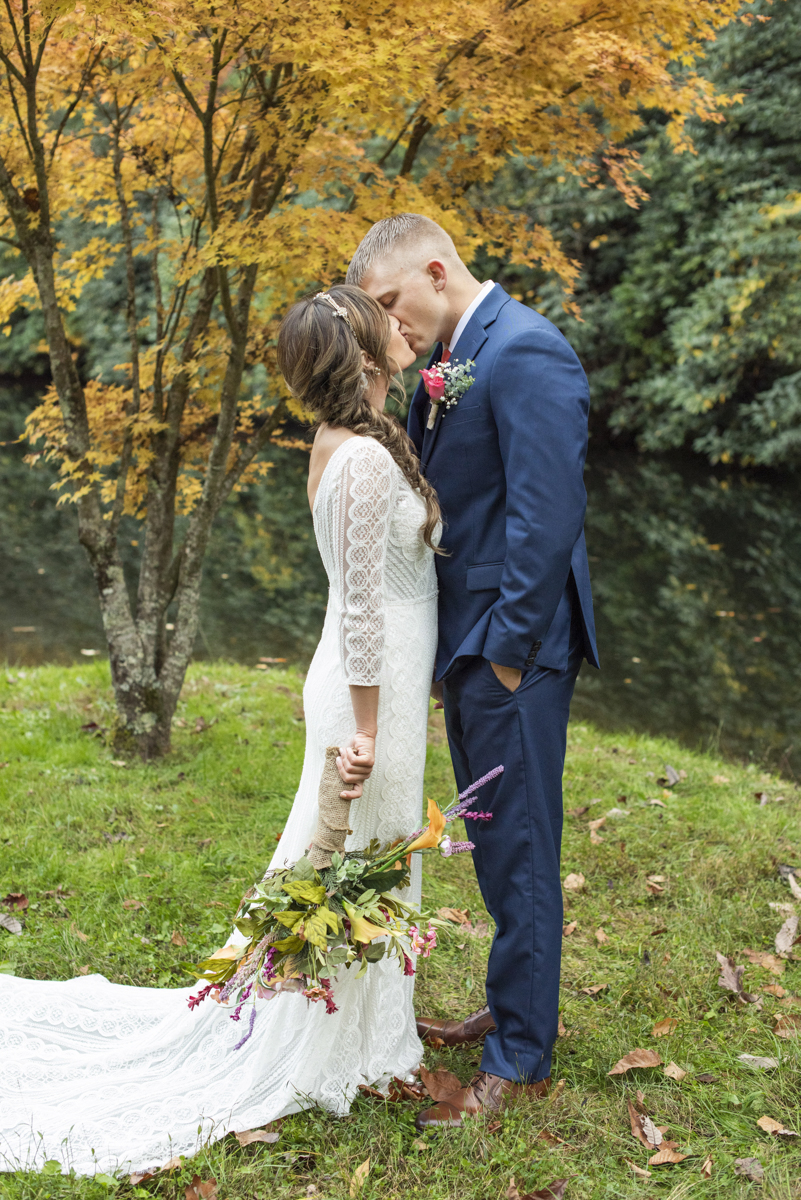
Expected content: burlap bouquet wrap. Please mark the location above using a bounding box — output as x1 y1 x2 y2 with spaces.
308 746 354 869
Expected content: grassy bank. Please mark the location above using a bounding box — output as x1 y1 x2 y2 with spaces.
1 662 800 1200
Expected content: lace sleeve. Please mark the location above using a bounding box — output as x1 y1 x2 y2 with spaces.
335 440 397 686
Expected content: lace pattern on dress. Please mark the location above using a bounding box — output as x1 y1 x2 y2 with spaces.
315 438 397 686
0 435 437 1177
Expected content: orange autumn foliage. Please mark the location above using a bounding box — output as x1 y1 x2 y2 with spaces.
0 0 745 752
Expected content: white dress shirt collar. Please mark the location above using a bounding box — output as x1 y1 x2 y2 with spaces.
447 279 496 355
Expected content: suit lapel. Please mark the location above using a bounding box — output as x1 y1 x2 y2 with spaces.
419 285 512 471
420 318 488 471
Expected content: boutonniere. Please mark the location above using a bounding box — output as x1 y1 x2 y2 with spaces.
420 359 476 429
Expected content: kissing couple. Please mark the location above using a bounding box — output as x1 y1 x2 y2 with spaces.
0 214 598 1174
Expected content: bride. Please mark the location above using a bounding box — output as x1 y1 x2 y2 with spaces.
0 285 441 1176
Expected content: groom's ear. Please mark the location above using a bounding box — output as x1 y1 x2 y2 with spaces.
426 259 448 292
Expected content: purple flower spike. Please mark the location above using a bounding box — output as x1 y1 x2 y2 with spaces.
233 1005 257 1050
461 810 493 822
457 764 503 801
230 982 253 1021
441 839 475 857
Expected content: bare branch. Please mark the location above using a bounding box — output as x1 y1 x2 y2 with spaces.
1 0 27 75
399 116 432 177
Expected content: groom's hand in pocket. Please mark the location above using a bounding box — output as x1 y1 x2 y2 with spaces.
337 731 376 799
490 661 522 693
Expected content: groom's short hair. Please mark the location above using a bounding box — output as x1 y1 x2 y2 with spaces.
346 213 458 284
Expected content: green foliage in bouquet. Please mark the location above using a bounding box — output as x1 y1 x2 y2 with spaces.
183 772 500 1045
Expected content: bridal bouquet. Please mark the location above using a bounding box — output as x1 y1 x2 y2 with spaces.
184 755 501 1047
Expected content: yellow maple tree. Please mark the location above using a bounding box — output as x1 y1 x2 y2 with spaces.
0 0 744 754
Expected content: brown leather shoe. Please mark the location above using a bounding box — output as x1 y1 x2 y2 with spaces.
416 1004 497 1046
415 1071 551 1130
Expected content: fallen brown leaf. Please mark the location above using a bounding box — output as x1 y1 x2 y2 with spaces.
712 774 730 784
411 1138 428 1151
646 882 665 895
70 922 88 942
763 984 786 997
185 1174 217 1200
0 913 22 935
651 1017 677 1038
1 893 28 910
388 1076 425 1102
627 1099 658 1149
171 930 187 947
580 983 607 997
563 921 577 936
357 1084 385 1100
647 874 666 883
695 1072 718 1083
437 906 471 925
774 1013 801 1038
595 928 609 945
700 1155 713 1179
734 1158 764 1182
608 1049 662 1076
78 965 90 975
349 1157 370 1196
161 1156 183 1171
625 1160 651 1178
789 873 801 901
640 1116 663 1147
663 1062 687 1081
716 951 760 1003
566 806 589 818
129 1173 155 1186
508 1178 569 1200
648 1147 687 1166
738 1054 779 1069
122 899 143 910
563 873 585 892
233 1127 279 1146
557 1017 568 1037
419 1064 462 1100
756 1115 798 1137
743 947 785 975
775 915 799 958
588 816 606 832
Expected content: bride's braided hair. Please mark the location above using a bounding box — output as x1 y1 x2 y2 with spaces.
277 284 443 552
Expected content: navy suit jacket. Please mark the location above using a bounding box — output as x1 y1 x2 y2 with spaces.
408 284 599 681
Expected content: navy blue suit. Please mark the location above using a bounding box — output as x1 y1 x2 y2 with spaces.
408 284 598 1082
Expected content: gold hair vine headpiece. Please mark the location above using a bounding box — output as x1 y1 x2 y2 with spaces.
314 292 352 327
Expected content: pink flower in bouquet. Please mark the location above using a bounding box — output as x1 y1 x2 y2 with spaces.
409 925 437 957
419 366 446 401
402 952 416 977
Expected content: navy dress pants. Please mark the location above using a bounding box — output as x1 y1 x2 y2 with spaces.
442 641 583 1083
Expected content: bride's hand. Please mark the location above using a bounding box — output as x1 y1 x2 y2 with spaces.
336 730 376 800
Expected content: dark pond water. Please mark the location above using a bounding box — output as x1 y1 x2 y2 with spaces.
3 387 800 775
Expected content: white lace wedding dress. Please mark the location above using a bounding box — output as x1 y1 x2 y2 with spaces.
0 436 438 1176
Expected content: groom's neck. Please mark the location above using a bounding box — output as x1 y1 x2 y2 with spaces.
440 272 484 345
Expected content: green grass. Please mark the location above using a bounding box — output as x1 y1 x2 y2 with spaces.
1 661 800 1200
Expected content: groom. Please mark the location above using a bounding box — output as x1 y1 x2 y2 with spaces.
347 214 598 1127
